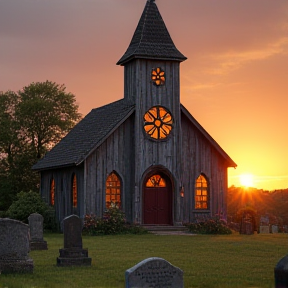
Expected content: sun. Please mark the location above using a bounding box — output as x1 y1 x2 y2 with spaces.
239 173 254 187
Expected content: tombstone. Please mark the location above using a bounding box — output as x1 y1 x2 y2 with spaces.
240 212 254 235
125 257 183 288
57 214 91 266
28 213 48 250
0 218 34 273
259 225 270 234
275 254 288 287
272 225 279 234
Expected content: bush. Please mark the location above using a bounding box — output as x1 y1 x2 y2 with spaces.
6 190 58 231
185 217 232 235
83 203 147 235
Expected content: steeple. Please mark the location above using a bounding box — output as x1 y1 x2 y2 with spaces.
117 0 187 65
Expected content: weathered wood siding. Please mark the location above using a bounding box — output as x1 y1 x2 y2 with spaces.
124 59 183 224
84 114 135 222
40 165 84 223
181 113 228 223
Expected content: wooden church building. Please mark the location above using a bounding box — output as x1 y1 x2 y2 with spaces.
33 0 236 226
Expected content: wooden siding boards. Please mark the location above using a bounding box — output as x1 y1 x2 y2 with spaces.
83 115 135 222
40 165 84 223
181 112 231 222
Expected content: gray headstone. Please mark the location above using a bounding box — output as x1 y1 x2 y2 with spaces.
63 214 82 249
272 225 279 234
28 213 47 250
0 218 33 273
57 215 91 266
259 225 270 234
125 257 183 288
275 254 288 287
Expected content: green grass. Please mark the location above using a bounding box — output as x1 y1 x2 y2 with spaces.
0 232 287 288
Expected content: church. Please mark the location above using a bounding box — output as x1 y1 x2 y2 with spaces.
33 0 236 226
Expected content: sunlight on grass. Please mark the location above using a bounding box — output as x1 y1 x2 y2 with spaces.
0 233 287 288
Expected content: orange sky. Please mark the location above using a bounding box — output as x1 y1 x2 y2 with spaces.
1 0 287 190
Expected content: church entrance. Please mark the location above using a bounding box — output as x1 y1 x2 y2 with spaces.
143 173 172 225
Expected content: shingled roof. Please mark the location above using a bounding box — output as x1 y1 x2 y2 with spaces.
117 0 187 65
32 99 135 171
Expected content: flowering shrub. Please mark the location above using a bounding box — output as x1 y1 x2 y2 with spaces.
83 203 147 235
185 217 232 235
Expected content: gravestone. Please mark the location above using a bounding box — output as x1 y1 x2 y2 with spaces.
28 213 48 250
275 254 288 287
57 214 91 266
240 212 254 235
272 225 279 234
125 257 183 288
259 226 270 234
0 218 34 273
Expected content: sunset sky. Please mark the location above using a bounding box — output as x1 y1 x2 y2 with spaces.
1 0 287 190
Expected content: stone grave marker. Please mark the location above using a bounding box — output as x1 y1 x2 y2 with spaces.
272 225 279 234
259 225 270 234
125 257 183 288
275 254 288 287
0 218 34 273
57 214 91 266
28 213 48 250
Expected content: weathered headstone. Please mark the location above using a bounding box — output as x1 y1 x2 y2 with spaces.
0 218 34 273
240 212 254 235
272 225 279 234
125 257 183 288
28 213 48 250
275 254 288 287
57 214 91 266
259 225 270 234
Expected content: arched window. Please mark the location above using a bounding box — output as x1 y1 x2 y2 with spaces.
50 178 55 206
106 172 121 208
195 174 209 209
72 174 77 208
145 174 166 187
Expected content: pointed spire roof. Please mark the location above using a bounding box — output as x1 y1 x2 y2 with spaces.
117 0 187 65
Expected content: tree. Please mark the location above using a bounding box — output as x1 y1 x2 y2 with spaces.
0 81 81 211
16 81 81 159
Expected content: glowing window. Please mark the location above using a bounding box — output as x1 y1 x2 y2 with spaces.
195 174 209 209
72 174 77 208
151 67 165 86
50 178 55 206
143 106 173 140
106 172 121 208
145 175 166 187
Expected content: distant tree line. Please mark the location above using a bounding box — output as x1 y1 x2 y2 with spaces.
227 186 288 229
0 81 81 212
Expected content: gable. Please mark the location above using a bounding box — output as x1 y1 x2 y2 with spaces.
181 104 237 168
32 99 135 171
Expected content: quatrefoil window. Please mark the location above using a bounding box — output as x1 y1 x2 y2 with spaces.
151 68 165 86
143 106 173 140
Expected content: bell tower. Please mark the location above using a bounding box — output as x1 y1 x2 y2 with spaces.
117 0 187 225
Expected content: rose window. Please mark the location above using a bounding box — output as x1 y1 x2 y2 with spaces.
151 68 165 86
143 106 173 140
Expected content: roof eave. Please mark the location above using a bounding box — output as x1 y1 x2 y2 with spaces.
181 105 237 168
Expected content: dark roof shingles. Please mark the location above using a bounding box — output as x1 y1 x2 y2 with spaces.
117 0 187 65
33 99 135 170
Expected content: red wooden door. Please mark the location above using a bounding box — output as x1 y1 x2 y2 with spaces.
143 186 172 225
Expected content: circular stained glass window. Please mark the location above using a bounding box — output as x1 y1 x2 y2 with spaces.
151 67 165 86
143 106 173 140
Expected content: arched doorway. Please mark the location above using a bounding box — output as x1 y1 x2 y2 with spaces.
143 173 172 225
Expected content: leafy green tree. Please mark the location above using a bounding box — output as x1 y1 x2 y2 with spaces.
0 81 81 211
16 81 81 158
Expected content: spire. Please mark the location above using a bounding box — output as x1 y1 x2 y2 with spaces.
117 0 187 65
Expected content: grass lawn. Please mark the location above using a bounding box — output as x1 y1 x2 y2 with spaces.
0 232 287 288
